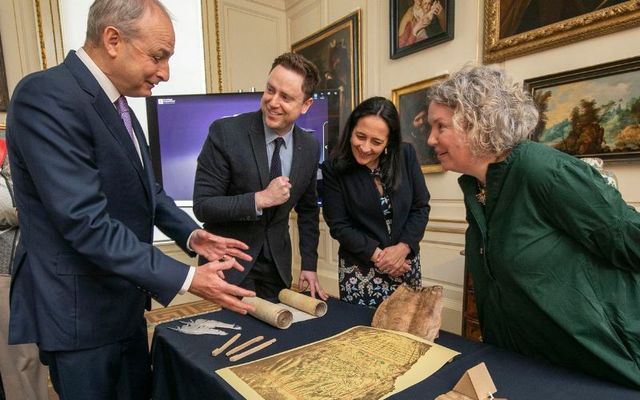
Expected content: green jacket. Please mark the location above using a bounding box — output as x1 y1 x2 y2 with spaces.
459 140 640 388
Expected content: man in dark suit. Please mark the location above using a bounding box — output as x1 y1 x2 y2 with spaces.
194 53 328 300
5 1 255 398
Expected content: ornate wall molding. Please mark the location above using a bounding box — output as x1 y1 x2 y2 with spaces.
202 0 224 92
35 0 64 69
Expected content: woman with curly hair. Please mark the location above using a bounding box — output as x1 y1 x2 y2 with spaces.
427 65 640 388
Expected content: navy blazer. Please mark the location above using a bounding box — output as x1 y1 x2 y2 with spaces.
193 111 320 286
321 143 430 267
6 51 198 351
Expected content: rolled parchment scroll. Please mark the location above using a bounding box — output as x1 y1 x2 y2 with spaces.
278 289 327 317
242 297 293 329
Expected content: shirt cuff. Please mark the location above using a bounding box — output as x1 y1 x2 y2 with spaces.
255 195 263 216
186 230 197 252
179 266 196 295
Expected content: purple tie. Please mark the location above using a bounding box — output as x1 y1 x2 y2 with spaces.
115 96 141 161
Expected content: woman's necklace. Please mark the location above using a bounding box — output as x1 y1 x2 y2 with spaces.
476 150 510 205
371 167 385 196
476 181 486 205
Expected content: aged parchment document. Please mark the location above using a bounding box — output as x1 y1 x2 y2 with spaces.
217 325 459 399
242 290 328 329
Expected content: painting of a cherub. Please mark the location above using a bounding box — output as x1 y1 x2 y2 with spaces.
390 0 454 59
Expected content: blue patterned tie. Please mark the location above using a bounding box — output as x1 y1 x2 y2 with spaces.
115 96 142 162
269 137 284 180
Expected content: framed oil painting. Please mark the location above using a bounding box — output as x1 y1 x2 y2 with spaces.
390 0 454 59
0 34 9 112
484 1 640 63
391 75 448 173
525 56 640 161
292 10 361 156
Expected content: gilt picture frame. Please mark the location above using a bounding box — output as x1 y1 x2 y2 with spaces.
390 0 454 59
483 1 640 63
524 56 640 161
391 75 448 173
292 10 362 154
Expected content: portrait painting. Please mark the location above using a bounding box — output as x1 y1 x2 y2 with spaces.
484 1 640 63
391 75 448 173
0 34 9 112
390 0 454 59
525 56 640 160
292 10 361 156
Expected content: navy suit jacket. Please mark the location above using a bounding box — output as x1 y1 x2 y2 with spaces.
193 111 320 286
6 51 198 351
321 143 430 267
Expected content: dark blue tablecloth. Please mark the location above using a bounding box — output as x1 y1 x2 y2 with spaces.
151 298 640 399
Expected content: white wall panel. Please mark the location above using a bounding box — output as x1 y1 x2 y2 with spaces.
287 0 326 44
218 0 287 92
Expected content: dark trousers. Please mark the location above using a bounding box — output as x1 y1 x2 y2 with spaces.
40 320 150 400
241 247 286 298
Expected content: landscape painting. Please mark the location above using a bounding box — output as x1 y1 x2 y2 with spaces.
526 57 640 160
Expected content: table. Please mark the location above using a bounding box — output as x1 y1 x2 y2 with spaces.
151 298 640 399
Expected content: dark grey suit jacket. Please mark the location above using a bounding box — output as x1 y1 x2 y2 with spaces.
193 111 320 286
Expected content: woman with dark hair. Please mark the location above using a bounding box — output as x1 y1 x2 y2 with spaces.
322 97 430 307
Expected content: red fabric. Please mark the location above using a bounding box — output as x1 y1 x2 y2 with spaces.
0 139 7 166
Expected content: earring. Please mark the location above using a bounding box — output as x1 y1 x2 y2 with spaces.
384 148 388 155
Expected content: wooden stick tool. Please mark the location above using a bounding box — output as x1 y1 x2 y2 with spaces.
229 338 277 362
225 335 264 357
211 333 241 357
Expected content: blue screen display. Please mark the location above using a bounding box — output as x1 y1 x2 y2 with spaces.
147 91 339 204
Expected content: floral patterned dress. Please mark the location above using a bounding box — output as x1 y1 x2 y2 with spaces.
338 169 422 307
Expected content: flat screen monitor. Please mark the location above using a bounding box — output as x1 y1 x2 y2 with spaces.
146 91 340 205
